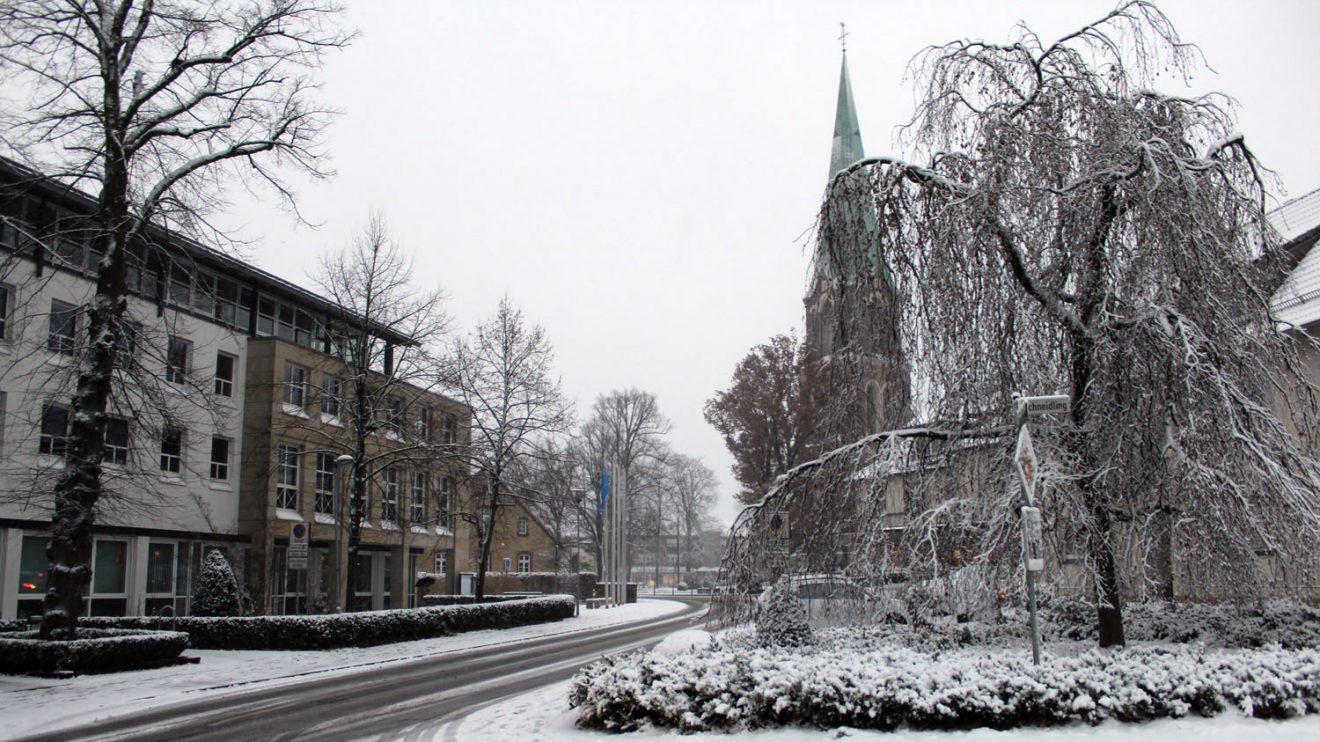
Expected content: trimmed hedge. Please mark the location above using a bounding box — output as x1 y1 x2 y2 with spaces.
0 628 189 676
80 594 576 650
571 640 1320 732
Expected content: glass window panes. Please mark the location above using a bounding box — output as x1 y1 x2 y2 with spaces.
0 284 9 340
160 426 183 473
257 297 275 336
518 552 531 573
315 452 335 514
103 417 129 465
282 362 307 407
39 402 69 455
147 542 175 594
321 376 341 417
435 476 451 524
410 472 425 524
48 299 77 354
518 518 529 537
165 336 189 384
19 535 50 594
381 466 398 522
92 540 127 594
209 437 229 480
276 443 300 509
214 352 235 396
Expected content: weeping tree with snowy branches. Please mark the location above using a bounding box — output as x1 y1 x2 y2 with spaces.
0 0 350 638
727 1 1320 648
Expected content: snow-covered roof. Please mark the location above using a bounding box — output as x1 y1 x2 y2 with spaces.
1268 188 1320 329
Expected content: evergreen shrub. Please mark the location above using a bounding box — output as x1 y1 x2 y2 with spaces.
755 577 814 648
191 549 242 617
0 629 189 676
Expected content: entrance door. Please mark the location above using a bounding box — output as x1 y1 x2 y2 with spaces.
459 572 475 595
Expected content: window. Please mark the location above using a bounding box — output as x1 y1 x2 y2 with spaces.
256 297 276 336
410 471 425 524
192 273 215 315
517 518 529 537
17 535 50 619
160 427 183 474
435 475 451 526
145 542 176 616
385 396 404 437
517 552 532 574
0 283 10 340
434 552 447 576
214 352 235 396
441 412 457 444
321 376 341 417
282 361 307 408
209 437 230 480
168 261 191 306
414 405 430 441
277 303 296 342
315 452 336 515
165 336 190 384
48 300 77 355
39 402 69 455
381 466 399 522
276 443 300 510
103 417 129 465
89 539 128 616
116 322 137 365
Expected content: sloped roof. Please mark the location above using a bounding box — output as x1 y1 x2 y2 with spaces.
829 53 865 181
1269 188 1320 329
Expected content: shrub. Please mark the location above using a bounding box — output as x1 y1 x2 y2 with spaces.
192 549 242 617
755 577 813 648
82 595 575 650
571 640 1320 732
0 629 189 676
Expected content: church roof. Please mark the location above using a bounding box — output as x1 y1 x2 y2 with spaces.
829 52 865 181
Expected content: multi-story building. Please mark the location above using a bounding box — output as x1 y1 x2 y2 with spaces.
0 156 474 618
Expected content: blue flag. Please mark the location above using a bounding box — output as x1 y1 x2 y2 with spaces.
598 470 611 514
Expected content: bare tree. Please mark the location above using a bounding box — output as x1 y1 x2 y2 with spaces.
666 453 718 575
508 436 582 574
577 388 671 576
0 0 349 638
447 298 570 599
704 333 825 504
304 213 449 607
730 1 1320 647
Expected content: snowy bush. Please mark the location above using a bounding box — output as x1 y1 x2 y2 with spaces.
82 595 575 650
0 629 189 676
570 639 1320 732
191 549 242 617
1050 600 1320 649
755 577 814 648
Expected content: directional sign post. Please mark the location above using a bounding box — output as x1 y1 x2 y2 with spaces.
1015 425 1039 506
1011 392 1066 667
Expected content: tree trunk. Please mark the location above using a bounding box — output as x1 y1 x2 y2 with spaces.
42 106 131 639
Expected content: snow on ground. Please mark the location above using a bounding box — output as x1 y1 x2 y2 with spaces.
0 598 684 740
439 679 1320 741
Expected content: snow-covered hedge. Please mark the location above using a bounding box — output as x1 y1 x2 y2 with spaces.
80 595 575 650
420 594 523 606
1051 600 1320 648
0 628 189 676
570 639 1320 732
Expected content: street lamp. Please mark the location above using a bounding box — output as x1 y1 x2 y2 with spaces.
333 454 355 613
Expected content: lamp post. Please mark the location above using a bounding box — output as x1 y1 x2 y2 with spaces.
572 488 586 617
333 454 355 613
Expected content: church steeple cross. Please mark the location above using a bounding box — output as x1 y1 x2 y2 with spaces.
839 22 849 53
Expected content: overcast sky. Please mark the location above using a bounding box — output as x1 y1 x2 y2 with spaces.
216 0 1320 526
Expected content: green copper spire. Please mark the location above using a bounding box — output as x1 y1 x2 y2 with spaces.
829 49 865 181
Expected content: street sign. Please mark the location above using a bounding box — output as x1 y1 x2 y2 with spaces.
288 521 308 570
768 511 790 555
1014 425 1039 505
1019 394 1070 420
1020 506 1044 572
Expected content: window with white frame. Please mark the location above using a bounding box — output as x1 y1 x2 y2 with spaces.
145 542 176 616
282 361 307 408
517 517 529 537
160 426 183 474
435 475 451 526
276 443 300 509
103 417 129 465
381 465 399 522
47 300 78 355
517 552 532 574
39 402 69 455
0 283 11 341
434 551 447 576
441 412 457 444
414 405 430 441
165 336 190 384
315 452 336 515
88 538 128 616
321 375 341 417
385 396 404 437
410 471 425 524
209 437 230 480
214 352 235 396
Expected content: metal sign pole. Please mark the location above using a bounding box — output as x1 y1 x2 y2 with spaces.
1014 397 1043 666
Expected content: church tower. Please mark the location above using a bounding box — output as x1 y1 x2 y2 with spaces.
804 39 912 442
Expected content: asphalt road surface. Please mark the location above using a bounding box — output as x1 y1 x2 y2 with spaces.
19 597 709 742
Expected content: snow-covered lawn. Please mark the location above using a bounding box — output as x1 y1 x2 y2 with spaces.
442 678 1320 741
0 598 684 740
